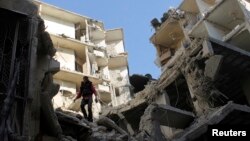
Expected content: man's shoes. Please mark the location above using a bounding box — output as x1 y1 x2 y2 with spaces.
88 117 93 122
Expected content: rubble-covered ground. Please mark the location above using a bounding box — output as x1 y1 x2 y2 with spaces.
54 109 137 141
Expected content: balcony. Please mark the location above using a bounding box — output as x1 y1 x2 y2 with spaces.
108 53 128 69
189 0 250 51
50 34 91 59
89 26 105 41
93 50 108 67
151 19 184 49
53 67 102 88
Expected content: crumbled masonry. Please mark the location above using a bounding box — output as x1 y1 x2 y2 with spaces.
1 0 250 141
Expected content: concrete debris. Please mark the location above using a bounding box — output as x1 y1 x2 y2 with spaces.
104 0 250 140
137 104 167 141
97 116 128 135
2 0 250 141
55 110 137 141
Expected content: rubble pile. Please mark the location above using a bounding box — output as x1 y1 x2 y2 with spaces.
54 110 137 141
102 0 250 140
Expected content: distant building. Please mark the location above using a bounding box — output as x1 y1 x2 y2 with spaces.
34 0 131 118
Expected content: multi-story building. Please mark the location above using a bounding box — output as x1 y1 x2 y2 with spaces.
34 0 131 118
151 0 250 71
148 0 250 140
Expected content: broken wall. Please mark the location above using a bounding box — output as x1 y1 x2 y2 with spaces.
0 0 62 140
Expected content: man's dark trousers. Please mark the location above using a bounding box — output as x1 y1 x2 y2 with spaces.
80 97 93 122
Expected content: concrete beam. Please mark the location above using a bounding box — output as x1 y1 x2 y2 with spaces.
202 40 214 58
117 113 135 135
153 105 195 129
102 98 148 131
139 104 166 141
210 37 250 57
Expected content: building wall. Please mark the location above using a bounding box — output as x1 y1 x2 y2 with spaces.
114 86 131 106
109 66 129 87
85 47 91 75
41 14 75 38
75 55 85 73
54 79 76 94
106 40 125 56
109 66 130 106
53 79 76 109
93 50 105 58
54 47 75 71
119 67 130 84
101 66 110 80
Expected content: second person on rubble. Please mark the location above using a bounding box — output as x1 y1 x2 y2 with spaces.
74 76 98 122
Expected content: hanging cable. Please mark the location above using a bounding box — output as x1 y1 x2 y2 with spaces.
174 80 180 107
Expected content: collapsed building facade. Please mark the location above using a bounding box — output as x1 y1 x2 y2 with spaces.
104 0 250 140
1 0 250 141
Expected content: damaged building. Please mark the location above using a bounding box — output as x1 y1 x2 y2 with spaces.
1 0 250 141
104 0 250 141
33 0 131 118
0 0 132 140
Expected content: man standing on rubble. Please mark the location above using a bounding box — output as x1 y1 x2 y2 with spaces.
74 76 98 122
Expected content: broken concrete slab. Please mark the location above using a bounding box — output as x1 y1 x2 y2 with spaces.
103 99 148 131
137 104 195 141
55 111 91 141
138 104 166 141
172 102 250 141
117 113 135 135
202 40 214 58
154 104 195 129
55 110 138 141
102 82 160 131
97 116 128 135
